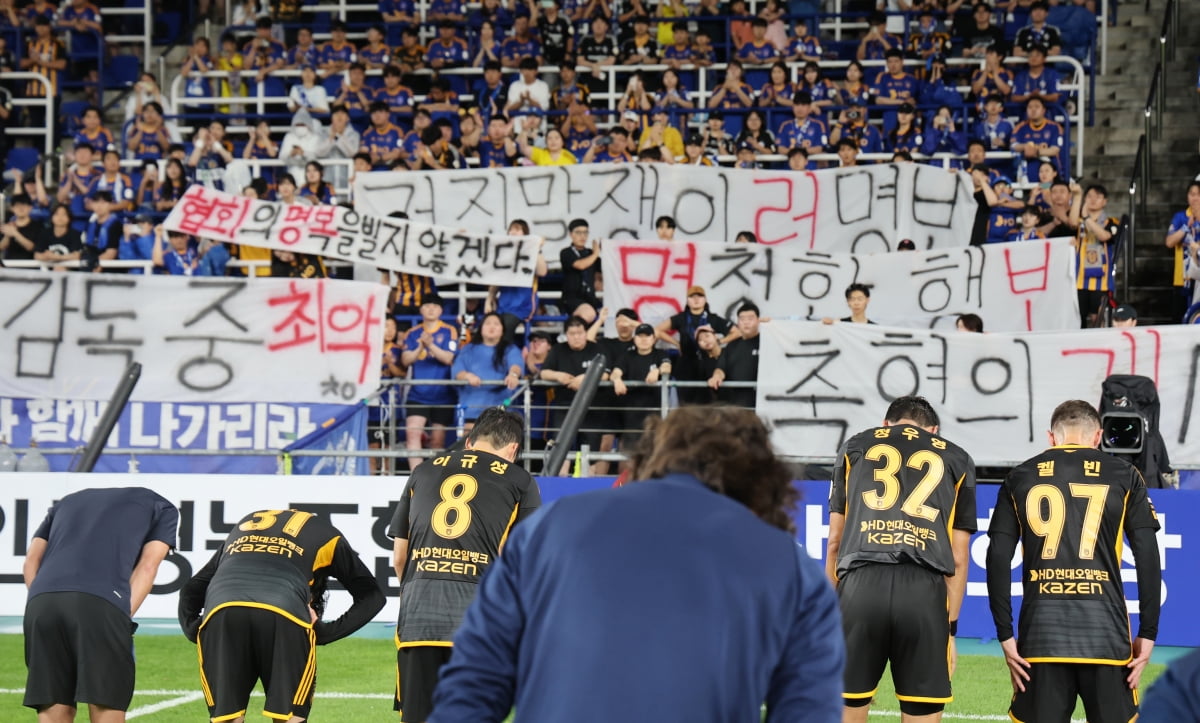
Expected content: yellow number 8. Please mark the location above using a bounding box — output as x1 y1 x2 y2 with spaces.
432 474 479 539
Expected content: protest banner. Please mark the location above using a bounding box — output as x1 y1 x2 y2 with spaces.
0 270 388 404
164 186 540 287
0 397 348 474
354 163 976 254
601 237 1079 332
758 321 1200 466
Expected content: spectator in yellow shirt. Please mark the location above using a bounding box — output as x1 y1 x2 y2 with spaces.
518 121 577 166
637 107 684 162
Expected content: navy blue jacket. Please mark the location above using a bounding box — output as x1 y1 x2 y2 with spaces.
429 473 845 723
1140 648 1200 722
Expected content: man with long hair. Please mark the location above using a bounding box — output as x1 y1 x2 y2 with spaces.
428 406 843 722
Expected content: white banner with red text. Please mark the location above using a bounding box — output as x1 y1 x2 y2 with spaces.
601 237 1079 332
164 186 540 287
353 163 977 253
0 270 388 404
758 321 1200 466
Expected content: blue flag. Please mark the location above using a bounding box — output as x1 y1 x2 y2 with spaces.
283 403 370 475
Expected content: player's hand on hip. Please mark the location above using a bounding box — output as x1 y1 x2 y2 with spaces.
1127 637 1155 689
1000 637 1030 693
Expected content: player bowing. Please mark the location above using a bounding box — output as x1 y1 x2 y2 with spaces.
178 509 384 723
986 400 1161 723
388 407 541 723
827 395 977 723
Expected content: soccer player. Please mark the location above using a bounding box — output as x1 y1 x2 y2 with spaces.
428 405 844 722
178 508 384 723
23 487 178 722
827 395 976 723
388 407 541 723
986 400 1161 723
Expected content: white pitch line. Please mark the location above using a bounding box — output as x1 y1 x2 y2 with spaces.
127 692 205 718
0 689 1083 721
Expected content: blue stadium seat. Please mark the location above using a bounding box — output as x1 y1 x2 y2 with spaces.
59 100 91 137
156 11 183 45
5 147 40 174
104 55 142 90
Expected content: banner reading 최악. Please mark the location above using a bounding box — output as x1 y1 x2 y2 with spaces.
600 238 1079 332
758 321 1200 466
0 270 387 404
353 163 977 253
163 186 540 287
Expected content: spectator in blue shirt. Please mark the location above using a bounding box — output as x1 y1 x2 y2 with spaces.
501 15 543 67
777 91 827 154
427 0 466 23
1140 647 1200 721
856 11 901 61
737 18 778 64
872 48 920 107
452 312 525 429
429 405 845 723
401 294 458 471
920 105 966 157
426 20 471 69
1011 44 1060 104
785 17 822 63
152 227 199 275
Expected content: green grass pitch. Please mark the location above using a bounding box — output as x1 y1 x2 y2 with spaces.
0 635 1166 721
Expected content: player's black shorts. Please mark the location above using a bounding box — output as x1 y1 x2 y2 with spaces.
1010 662 1138 723
198 605 317 722
23 591 136 712
838 562 952 705
395 644 453 721
406 403 455 427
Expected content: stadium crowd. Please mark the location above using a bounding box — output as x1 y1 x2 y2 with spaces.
0 0 1151 466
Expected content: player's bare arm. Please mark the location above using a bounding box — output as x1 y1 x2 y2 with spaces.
129 540 172 616
393 537 410 587
22 537 46 587
825 513 844 587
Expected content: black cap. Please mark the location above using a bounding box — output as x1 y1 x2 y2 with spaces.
686 132 704 146
737 140 755 151
528 329 557 343
134 212 154 224
897 238 916 250
634 323 655 336
1113 305 1137 321
898 102 915 113
421 294 444 307
1027 42 1048 55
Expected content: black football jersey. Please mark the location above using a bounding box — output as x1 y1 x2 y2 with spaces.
989 446 1160 663
831 425 977 577
388 447 541 585
195 509 374 628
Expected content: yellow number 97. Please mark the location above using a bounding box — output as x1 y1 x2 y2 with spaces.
431 474 479 539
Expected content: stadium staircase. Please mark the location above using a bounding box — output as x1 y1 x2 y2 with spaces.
1086 0 1199 323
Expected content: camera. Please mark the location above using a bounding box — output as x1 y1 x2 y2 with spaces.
1100 411 1144 455
846 109 861 121
596 135 612 145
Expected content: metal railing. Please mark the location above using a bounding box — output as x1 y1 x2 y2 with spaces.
3 71 55 160
103 2 153 71
1126 0 1178 294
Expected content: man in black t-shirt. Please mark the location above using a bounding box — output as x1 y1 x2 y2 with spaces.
559 217 601 316
24 487 178 719
179 508 384 723
956 2 1005 60
593 307 639 454
540 315 608 472
576 17 617 93
708 302 760 409
1 193 42 261
388 408 540 722
610 323 672 443
656 285 736 405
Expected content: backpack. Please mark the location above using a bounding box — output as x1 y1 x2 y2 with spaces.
1099 374 1173 488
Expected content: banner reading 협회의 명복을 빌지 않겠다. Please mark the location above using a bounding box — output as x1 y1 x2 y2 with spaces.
599 237 1079 333
163 185 541 288
352 163 978 255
